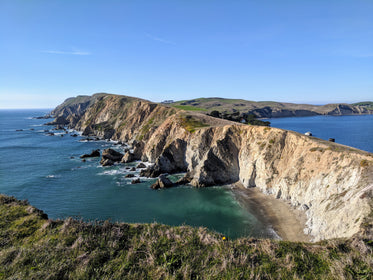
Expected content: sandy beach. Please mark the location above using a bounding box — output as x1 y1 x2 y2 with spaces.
232 183 310 242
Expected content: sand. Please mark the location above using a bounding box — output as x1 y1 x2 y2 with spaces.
232 183 310 242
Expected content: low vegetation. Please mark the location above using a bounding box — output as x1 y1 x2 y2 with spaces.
172 105 207 111
1 194 372 279
207 110 271 126
178 115 209 133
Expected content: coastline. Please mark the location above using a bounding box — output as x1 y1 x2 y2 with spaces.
232 183 310 242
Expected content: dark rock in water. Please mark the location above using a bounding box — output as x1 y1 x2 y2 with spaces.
80 149 100 158
34 115 52 120
44 130 49 132
16 129 23 131
70 156 74 159
131 178 141 184
125 167 130 170
55 124 65 130
30 128 34 131
130 167 136 172
140 165 162 177
151 174 173 190
121 151 135 163
60 134 64 137
100 148 124 166
132 141 145 160
46 116 69 126
136 163 146 169
95 137 100 141
175 174 192 185
82 159 86 162
329 138 335 142
47 132 55 136
101 158 114 166
124 174 135 178
71 134 78 137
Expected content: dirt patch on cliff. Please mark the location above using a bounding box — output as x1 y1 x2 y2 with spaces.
232 184 310 242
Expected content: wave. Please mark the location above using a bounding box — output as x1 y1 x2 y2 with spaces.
45 174 61 179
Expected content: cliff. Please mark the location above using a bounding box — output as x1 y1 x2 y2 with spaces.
49 93 373 242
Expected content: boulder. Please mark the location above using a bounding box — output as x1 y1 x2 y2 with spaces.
46 116 69 126
136 163 146 169
80 149 100 158
124 174 135 178
121 151 135 163
101 148 123 162
131 178 141 184
130 167 136 171
101 158 114 166
55 124 65 130
150 174 174 190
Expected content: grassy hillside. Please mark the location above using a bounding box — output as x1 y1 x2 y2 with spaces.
170 98 373 117
1 194 372 279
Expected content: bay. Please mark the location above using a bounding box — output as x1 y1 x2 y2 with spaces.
0 109 272 239
270 115 373 153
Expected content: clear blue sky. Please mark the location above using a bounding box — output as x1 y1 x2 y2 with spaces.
1 0 372 108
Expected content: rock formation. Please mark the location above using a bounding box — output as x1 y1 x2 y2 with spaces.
100 148 124 166
48 93 373 241
80 149 100 158
151 174 174 189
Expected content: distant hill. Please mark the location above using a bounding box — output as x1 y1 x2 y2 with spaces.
170 98 373 118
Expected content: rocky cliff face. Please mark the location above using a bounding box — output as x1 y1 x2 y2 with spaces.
50 93 373 242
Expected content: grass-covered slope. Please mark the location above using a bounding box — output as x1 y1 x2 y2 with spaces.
1 195 372 279
170 98 373 118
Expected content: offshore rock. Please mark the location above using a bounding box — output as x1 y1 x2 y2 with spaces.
100 148 123 165
101 158 114 166
121 152 135 163
136 163 146 169
46 116 69 126
80 149 100 158
151 174 174 189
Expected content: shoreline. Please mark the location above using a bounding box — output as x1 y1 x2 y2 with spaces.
232 183 310 242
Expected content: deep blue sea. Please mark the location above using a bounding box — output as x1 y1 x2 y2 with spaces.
0 109 272 239
270 115 373 153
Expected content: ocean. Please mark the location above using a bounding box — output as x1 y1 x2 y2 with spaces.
1 110 372 239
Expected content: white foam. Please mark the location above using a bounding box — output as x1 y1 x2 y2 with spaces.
46 174 61 179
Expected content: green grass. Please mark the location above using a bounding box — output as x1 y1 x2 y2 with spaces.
172 105 207 111
178 115 209 133
1 194 372 279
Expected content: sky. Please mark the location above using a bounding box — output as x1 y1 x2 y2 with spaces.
1 0 372 108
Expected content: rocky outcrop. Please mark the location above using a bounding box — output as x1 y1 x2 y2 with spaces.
100 148 124 166
49 93 373 242
46 116 69 126
151 174 174 189
80 149 100 158
121 152 135 163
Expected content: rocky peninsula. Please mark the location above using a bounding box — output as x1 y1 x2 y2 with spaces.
47 93 373 242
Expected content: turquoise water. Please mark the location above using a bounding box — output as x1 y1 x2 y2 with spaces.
0 109 272 239
270 115 373 153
